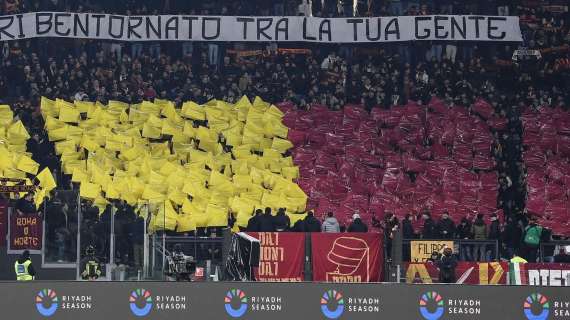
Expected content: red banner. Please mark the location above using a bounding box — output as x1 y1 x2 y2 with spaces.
9 214 43 252
247 232 305 282
405 262 508 284
0 200 7 247
311 233 382 282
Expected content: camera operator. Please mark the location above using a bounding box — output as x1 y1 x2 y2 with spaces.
436 247 457 284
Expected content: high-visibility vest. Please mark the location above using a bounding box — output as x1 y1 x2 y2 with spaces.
14 260 33 281
510 256 528 264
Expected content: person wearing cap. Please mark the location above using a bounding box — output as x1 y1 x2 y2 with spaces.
348 213 368 233
14 250 35 281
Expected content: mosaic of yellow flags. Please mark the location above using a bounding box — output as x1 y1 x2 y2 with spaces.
40 96 307 233
0 105 56 207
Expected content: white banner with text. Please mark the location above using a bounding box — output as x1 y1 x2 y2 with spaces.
0 13 523 42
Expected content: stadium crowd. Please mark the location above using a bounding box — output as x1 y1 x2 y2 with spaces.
1 0 570 269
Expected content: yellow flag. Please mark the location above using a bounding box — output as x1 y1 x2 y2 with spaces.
34 188 47 209
142 122 161 139
181 101 206 120
177 214 196 232
7 120 30 141
271 138 294 153
0 147 12 170
58 104 81 123
206 204 228 227
16 155 39 175
71 168 88 183
80 182 101 199
36 167 57 192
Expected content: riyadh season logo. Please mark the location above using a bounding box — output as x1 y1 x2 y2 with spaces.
524 293 550 320
224 288 282 317
36 289 59 317
129 288 187 316
224 289 248 318
320 290 345 319
130 289 153 317
419 291 444 320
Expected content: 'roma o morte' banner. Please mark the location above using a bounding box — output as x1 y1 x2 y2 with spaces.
0 13 522 42
312 233 382 282
247 232 304 281
8 214 43 253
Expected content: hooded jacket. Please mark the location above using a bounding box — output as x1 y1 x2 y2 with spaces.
322 217 340 233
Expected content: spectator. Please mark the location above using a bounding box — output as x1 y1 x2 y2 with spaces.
14 250 35 281
437 211 455 239
15 193 36 216
348 213 368 233
456 217 473 261
487 213 501 260
471 213 488 262
321 212 340 233
291 216 306 232
522 216 543 263
258 207 275 232
246 209 262 232
502 216 523 260
436 247 458 283
421 212 436 239
554 246 570 263
304 211 322 232
273 208 291 232
402 214 415 239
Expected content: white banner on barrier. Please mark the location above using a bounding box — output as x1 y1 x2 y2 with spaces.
0 13 523 42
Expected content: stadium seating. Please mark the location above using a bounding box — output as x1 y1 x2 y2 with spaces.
39 96 307 232
522 106 570 236
281 98 503 229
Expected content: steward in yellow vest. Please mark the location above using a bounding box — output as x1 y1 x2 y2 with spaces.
14 250 36 281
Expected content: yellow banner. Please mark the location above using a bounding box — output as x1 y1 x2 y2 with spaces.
410 240 454 263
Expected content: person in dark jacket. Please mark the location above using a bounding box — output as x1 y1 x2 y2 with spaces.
554 246 570 263
246 209 262 232
259 208 276 232
471 214 487 262
456 217 473 261
273 208 290 232
348 213 368 233
421 212 436 239
304 211 322 232
291 218 306 232
487 213 501 260
436 247 457 283
402 214 415 239
437 211 455 239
